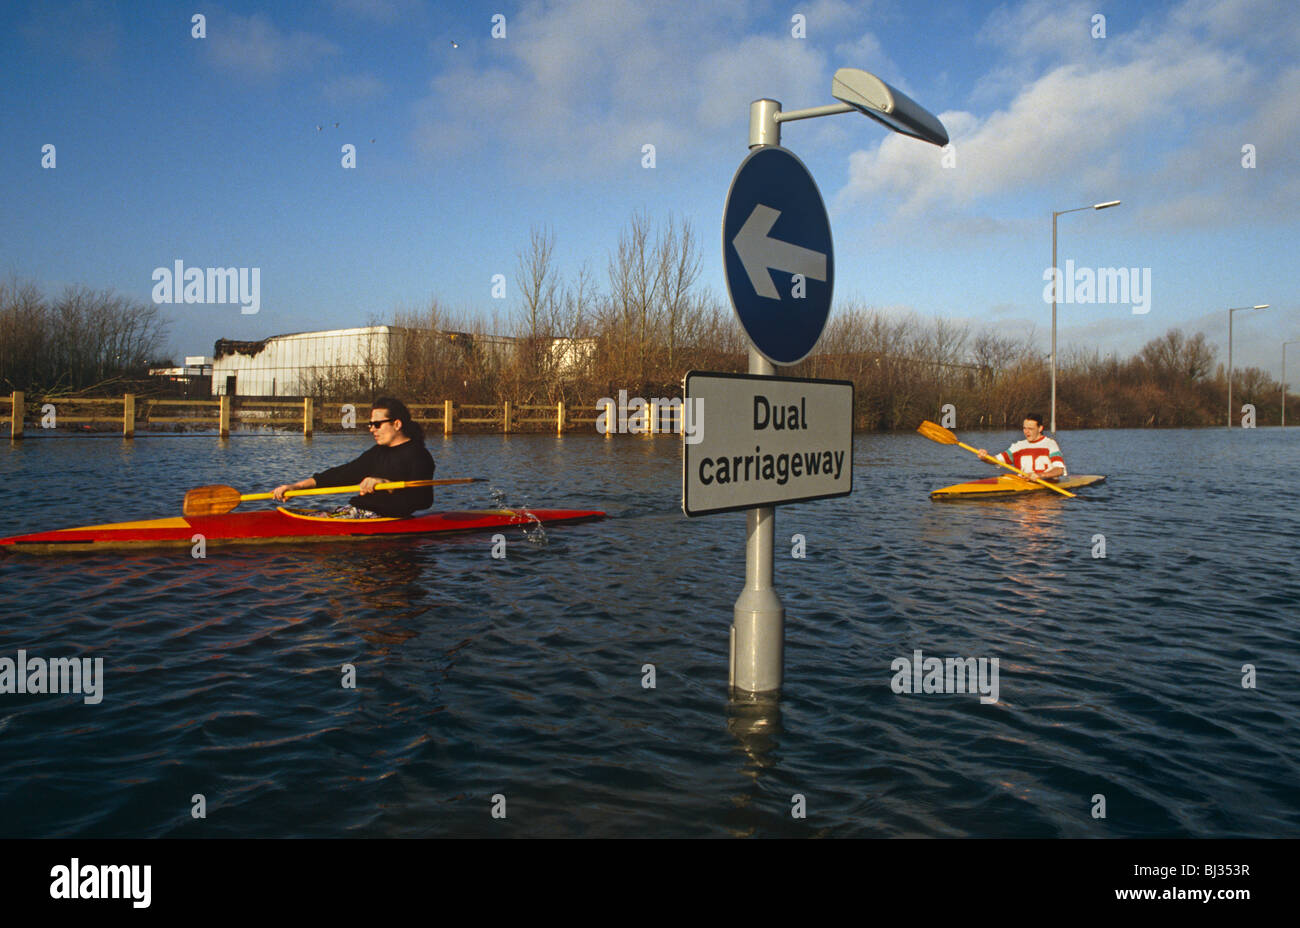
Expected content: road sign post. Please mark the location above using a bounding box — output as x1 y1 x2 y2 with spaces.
720 131 838 698
701 68 946 697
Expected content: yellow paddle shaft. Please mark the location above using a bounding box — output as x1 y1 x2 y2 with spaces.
245 478 467 502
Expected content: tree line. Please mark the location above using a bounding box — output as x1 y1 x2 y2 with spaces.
385 214 1292 430
3 215 1293 429
0 278 170 395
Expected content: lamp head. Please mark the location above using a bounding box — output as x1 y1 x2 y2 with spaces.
831 68 949 146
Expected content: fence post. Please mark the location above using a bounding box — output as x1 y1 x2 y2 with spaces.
123 393 135 438
10 391 23 440
303 397 313 437
557 400 565 435
444 399 453 435
219 395 231 438
503 400 511 434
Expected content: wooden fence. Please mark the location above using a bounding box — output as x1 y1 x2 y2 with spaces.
3 392 684 439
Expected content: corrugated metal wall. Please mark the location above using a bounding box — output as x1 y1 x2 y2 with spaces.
211 326 392 396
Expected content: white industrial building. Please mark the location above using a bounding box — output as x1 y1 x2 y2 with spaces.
208 325 595 396
211 326 392 396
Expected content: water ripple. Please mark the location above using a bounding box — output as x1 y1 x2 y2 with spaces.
1 430 1298 836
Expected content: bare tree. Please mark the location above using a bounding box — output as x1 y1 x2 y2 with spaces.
607 211 666 389
656 214 701 374
0 280 167 393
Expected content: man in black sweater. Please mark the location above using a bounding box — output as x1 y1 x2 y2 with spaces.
272 397 436 517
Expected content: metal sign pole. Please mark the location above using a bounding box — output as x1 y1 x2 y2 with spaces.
716 75 945 696
730 101 784 696
731 347 783 695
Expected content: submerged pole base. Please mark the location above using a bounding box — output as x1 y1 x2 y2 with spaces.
730 587 784 696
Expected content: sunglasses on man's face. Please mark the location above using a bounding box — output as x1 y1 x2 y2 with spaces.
367 419 394 429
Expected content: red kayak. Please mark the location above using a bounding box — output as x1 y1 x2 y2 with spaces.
0 506 605 554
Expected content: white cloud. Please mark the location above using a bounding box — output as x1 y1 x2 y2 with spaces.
1170 0 1300 49
205 13 338 80
799 0 867 35
837 5 1276 228
1239 65 1300 160
832 30 901 88
1118 62 1300 228
411 0 864 176
415 0 695 171
978 0 1099 63
402 0 1298 245
695 35 827 128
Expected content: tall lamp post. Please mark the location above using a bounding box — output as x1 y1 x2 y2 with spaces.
1050 200 1121 433
1227 304 1269 427
1283 340 1299 428
731 68 946 696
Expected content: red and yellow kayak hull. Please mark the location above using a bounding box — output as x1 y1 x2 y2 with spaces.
0 507 605 554
929 474 1106 500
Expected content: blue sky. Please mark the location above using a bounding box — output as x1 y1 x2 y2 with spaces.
2 0 1297 376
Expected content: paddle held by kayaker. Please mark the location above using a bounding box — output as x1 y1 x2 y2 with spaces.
272 397 436 517
976 413 1067 480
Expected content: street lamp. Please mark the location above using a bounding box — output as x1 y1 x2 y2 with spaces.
1050 200 1121 434
1282 339 1298 427
734 68 946 697
829 69 949 144
749 68 949 148
1227 304 1269 428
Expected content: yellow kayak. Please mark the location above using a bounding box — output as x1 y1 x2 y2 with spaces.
930 474 1106 500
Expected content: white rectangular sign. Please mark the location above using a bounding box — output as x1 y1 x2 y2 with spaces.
682 371 853 516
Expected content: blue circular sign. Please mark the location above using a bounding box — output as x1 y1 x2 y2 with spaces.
722 146 834 365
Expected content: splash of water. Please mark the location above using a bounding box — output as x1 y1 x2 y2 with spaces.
487 485 547 547
521 510 548 548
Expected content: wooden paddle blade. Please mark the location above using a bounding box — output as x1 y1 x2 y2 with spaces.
917 420 959 444
183 484 243 517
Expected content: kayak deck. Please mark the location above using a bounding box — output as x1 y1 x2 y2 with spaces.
0 507 605 554
930 474 1106 500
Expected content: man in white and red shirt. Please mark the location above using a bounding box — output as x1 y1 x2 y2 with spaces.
977 413 1067 479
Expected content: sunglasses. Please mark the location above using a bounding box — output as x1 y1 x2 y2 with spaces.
366 418 394 429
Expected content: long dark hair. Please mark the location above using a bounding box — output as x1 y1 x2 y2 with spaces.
372 397 426 445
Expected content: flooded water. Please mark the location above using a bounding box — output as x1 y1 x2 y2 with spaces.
1 427 1297 837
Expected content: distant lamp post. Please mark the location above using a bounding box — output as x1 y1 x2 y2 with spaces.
1283 339 1299 428
1227 304 1269 428
1050 200 1121 433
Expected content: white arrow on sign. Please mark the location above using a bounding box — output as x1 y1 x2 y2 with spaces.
732 203 828 300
